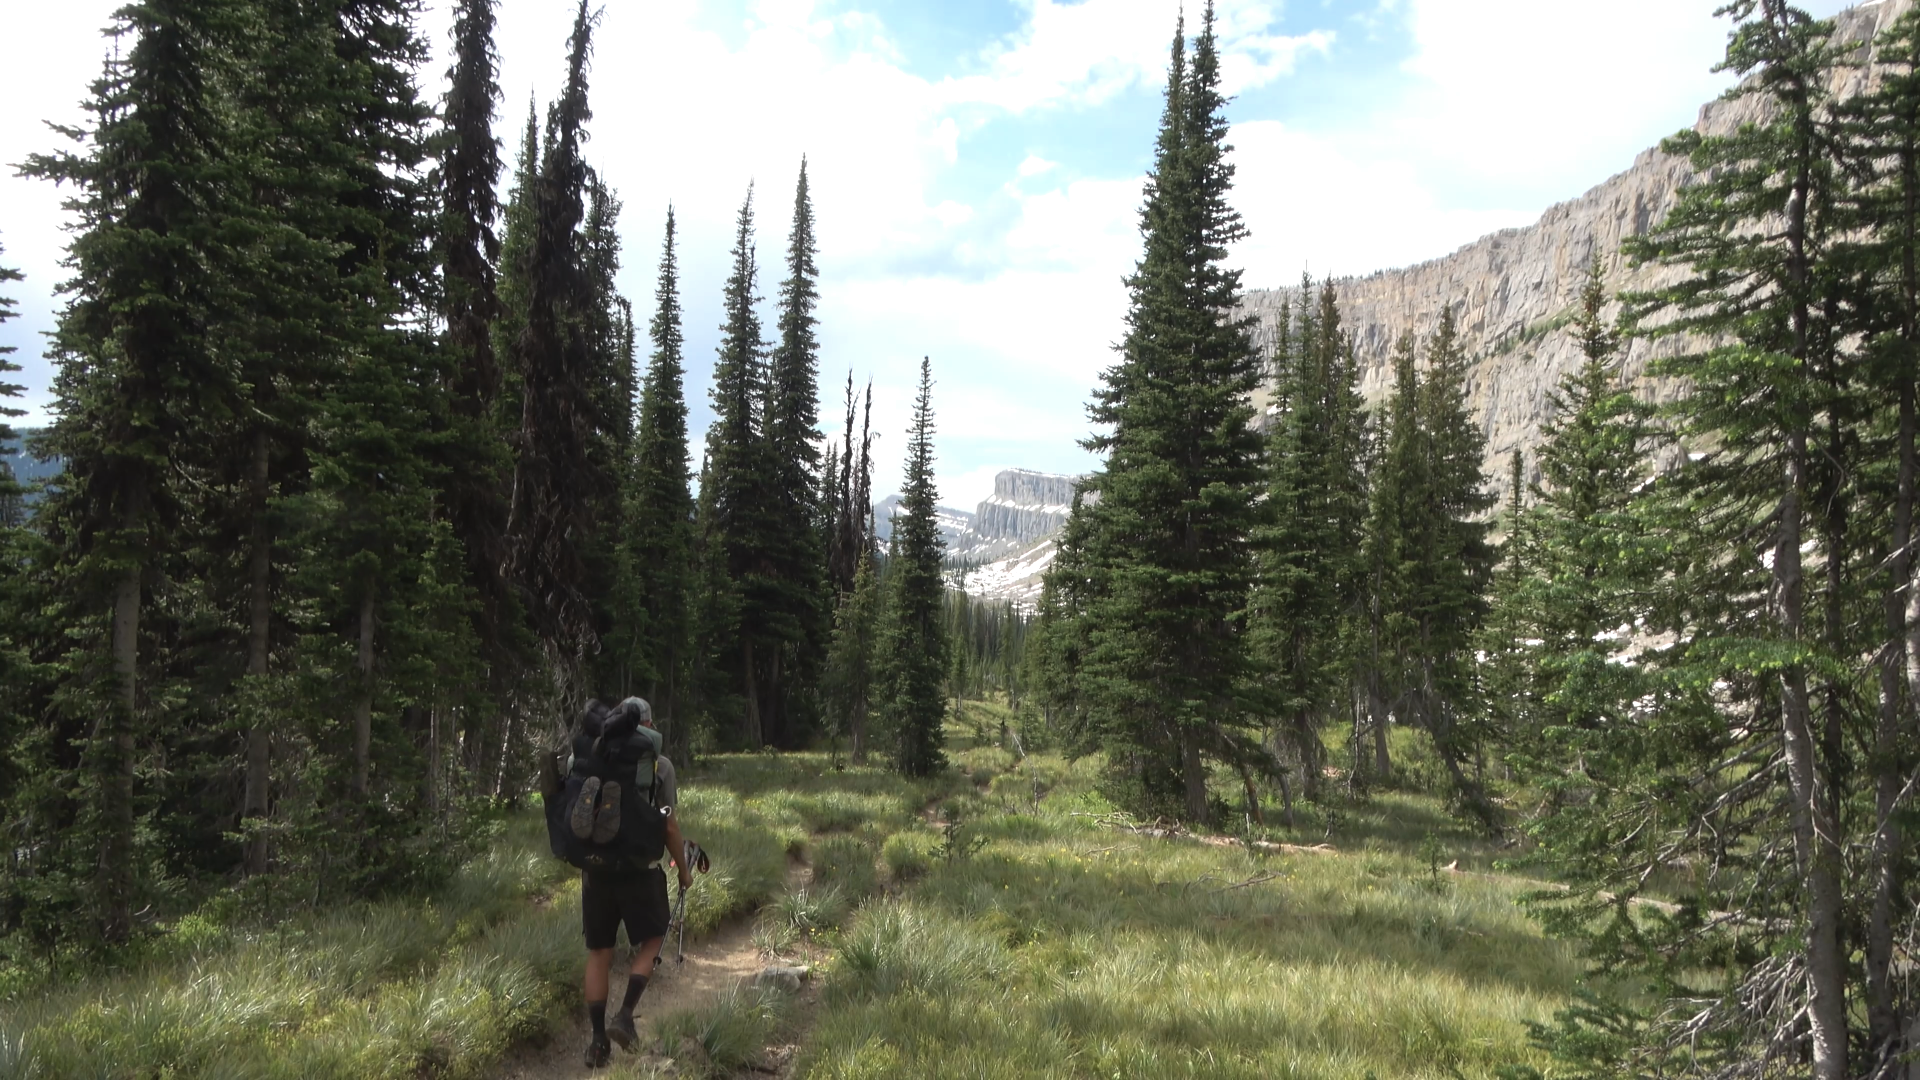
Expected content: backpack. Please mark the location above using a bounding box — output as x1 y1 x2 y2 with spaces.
545 703 669 873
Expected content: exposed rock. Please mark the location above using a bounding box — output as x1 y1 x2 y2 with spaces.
1241 0 1911 504
750 964 811 992
878 468 1084 567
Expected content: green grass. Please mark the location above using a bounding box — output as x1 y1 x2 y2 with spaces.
0 711 1587 1080
783 718 1581 1080
0 813 579 1080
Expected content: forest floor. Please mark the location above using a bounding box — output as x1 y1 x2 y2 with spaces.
0 703 1588 1080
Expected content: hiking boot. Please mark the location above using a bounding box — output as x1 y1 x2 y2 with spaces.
606 1009 637 1051
570 776 602 839
583 1034 611 1068
592 781 623 844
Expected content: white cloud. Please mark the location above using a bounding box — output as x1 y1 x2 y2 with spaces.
941 0 1330 113
1015 153 1058 179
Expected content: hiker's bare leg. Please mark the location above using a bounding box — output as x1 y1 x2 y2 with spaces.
632 936 663 977
585 946 615 1000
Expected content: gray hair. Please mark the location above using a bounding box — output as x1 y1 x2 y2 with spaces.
619 696 653 728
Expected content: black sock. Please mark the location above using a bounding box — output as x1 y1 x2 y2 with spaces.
620 974 648 1016
588 1000 607 1039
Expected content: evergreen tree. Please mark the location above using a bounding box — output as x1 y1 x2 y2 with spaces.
507 0 606 661
824 549 881 763
1249 277 1361 818
1054 3 1268 821
1495 260 1659 788
432 0 517 683
760 159 828 747
703 186 780 748
22 0 246 938
0 242 21 520
625 209 697 756
1411 305 1498 817
1541 4 1856 1072
876 357 947 776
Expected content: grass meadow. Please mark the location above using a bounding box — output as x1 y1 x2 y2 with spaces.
1 703 1585 1078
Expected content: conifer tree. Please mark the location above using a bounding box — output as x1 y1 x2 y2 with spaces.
1411 306 1498 816
825 549 881 762
507 0 606 661
760 159 828 747
826 373 875 598
1250 277 1359 816
877 357 947 776
1494 261 1658 783
1586 3 1852 1071
625 209 697 755
0 242 21 517
433 0 516 679
1056 3 1267 821
703 186 782 747
23 0 245 937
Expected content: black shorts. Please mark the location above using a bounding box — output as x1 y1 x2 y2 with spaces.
581 867 670 950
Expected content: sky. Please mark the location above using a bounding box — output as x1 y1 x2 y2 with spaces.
0 0 1857 510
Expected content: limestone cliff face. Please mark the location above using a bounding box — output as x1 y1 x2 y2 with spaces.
1241 0 1910 499
973 469 1077 546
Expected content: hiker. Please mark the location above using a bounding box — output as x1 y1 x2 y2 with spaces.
553 696 696 1067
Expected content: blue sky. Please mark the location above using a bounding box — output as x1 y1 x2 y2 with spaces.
0 0 1856 509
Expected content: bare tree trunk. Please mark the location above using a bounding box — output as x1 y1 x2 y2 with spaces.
1236 757 1267 822
427 704 442 820
105 546 141 942
850 698 867 764
1181 725 1208 823
1366 672 1391 778
243 427 272 875
1780 437 1849 1080
352 589 374 800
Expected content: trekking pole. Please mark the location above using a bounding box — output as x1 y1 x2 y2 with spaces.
671 882 688 965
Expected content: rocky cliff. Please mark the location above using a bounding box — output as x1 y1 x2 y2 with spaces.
876 468 1083 568
1241 0 1910 501
973 469 1077 547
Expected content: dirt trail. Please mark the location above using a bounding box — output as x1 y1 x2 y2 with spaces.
492 865 811 1079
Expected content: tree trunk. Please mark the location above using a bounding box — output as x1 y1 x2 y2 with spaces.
1872 347 1918 1054
427 704 442 821
1367 672 1391 778
1779 436 1849 1080
850 697 867 764
352 589 375 800
1181 725 1208 823
741 638 762 748
104 544 141 942
243 426 272 875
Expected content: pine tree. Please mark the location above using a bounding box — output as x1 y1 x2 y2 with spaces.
625 209 697 756
1495 260 1658 785
825 549 881 763
1359 334 1424 784
507 0 606 661
876 357 947 776
1410 305 1498 819
759 159 829 747
22 0 246 938
1573 3 1853 1071
703 186 780 748
1055 3 1268 822
432 0 517 685
0 242 21 520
